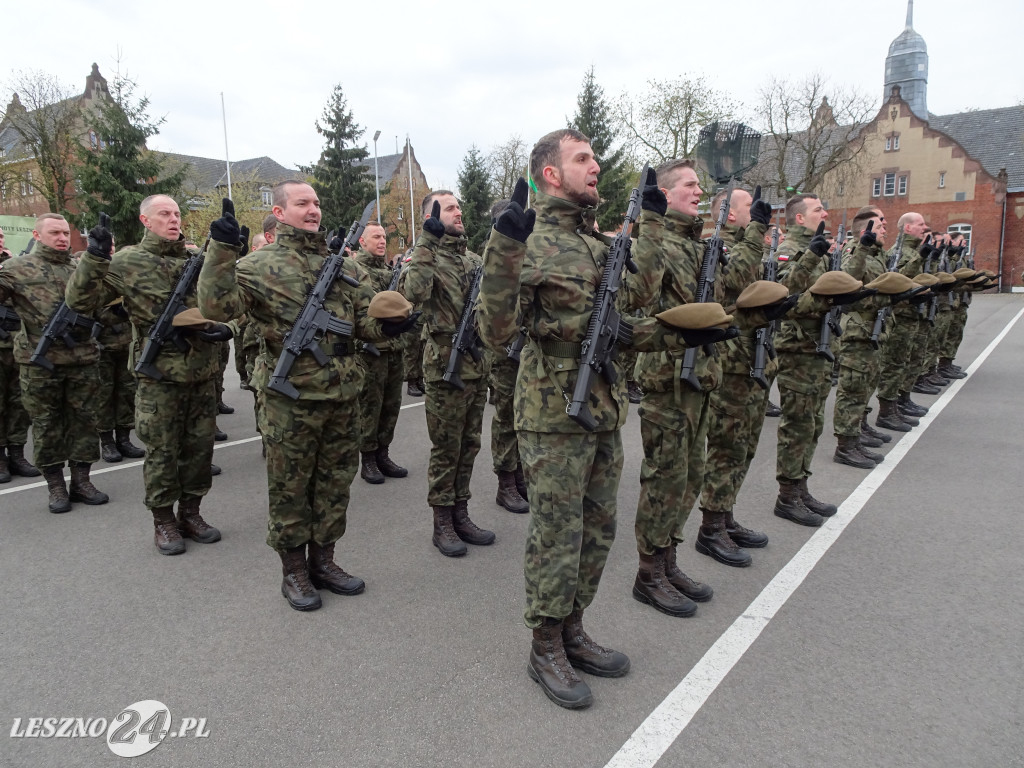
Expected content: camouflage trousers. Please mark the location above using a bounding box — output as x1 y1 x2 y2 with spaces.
941 306 968 359
240 324 261 388
775 351 831 482
488 357 520 473
357 349 404 453
0 347 30 446
96 348 137 431
701 371 772 513
20 363 100 467
635 389 710 554
833 340 880 437
904 317 934 389
135 377 215 510
403 337 424 382
925 310 954 371
260 392 358 551
878 316 912 400
519 428 621 629
215 341 230 402
424 378 486 506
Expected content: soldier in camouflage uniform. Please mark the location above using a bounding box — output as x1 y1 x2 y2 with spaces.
353 222 408 484
0 214 107 513
95 297 146 463
938 234 970 379
477 130 733 709
198 183 416 611
403 191 493 557
397 248 425 397
67 197 226 553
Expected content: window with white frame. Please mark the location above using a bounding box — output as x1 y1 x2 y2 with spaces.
898 176 908 196
947 223 972 251
883 172 896 196
939 172 946 188
872 178 881 197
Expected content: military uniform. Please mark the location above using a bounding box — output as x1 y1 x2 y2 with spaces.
94 304 144 462
0 249 34 481
486 345 528 512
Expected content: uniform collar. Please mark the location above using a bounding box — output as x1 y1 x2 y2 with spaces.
33 243 74 264
276 223 328 254
533 190 598 235
140 228 188 258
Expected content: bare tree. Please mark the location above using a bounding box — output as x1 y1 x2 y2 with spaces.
486 134 528 201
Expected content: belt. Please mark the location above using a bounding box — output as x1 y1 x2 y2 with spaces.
538 339 581 359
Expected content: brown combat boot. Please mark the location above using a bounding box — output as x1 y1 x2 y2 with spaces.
664 544 714 602
561 609 630 677
406 379 424 397
723 509 768 549
375 445 407 478
152 506 186 555
279 546 321 611
115 427 145 458
495 470 529 513
99 431 122 463
876 398 912 433
307 541 364 595
528 619 592 709
68 462 109 505
7 444 40 477
696 509 752 567
834 435 875 469
513 464 528 500
633 549 697 617
452 500 495 545
42 464 71 513
360 452 384 484
432 505 467 557
797 478 838 517
774 480 824 527
176 496 221 543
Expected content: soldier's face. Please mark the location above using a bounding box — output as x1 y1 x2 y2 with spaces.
663 168 703 218
795 198 827 230
360 224 387 256
866 215 886 243
33 219 71 251
434 194 465 236
903 214 927 237
140 197 181 240
548 140 600 207
276 184 321 232
727 190 753 229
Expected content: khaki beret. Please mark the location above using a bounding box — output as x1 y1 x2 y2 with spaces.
981 269 997 278
865 272 916 295
934 271 956 285
913 273 939 287
735 281 790 309
368 290 413 320
655 302 733 330
809 271 862 296
171 307 213 328
952 268 977 281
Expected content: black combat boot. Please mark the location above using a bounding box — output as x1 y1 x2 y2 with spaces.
899 409 920 427
452 500 495 545
214 426 228 441
939 358 967 379
495 470 529 513
99 431 122 463
834 435 875 469
724 510 768 549
695 510 752 567
217 400 234 414
7 445 40 477
765 400 782 417
279 546 321 611
912 376 940 395
376 445 408 478
360 451 385 484
513 464 528 500
0 448 9 483
68 462 109 505
561 609 630 677
114 427 145 458
926 365 950 387
632 550 697 617
664 544 714 602
861 414 892 444
876 398 912 432
176 496 221 543
898 392 928 417
42 464 71 514
774 480 824 527
152 506 186 555
798 478 837 517
307 541 364 595
627 380 643 404
857 439 884 464
432 505 467 557
858 425 884 447
528 619 592 709
406 379 424 397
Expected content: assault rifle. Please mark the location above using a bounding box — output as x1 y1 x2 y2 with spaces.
816 224 848 362
135 237 210 380
266 201 374 400
751 221 781 390
442 265 484 390
566 167 646 431
506 331 526 363
870 225 905 347
922 242 943 324
0 305 20 341
386 257 403 292
30 301 101 372
679 180 733 391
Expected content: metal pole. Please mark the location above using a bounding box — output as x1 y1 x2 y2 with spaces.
220 92 232 200
373 130 381 224
407 135 415 241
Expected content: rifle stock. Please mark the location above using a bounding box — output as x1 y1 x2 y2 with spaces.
750 223 780 390
815 225 847 362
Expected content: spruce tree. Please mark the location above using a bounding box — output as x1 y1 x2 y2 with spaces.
456 145 493 252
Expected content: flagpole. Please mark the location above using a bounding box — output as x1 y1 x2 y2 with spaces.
221 92 232 200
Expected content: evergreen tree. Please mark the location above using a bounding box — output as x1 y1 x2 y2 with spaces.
568 67 632 231
456 145 493 252
300 84 375 232
76 75 187 246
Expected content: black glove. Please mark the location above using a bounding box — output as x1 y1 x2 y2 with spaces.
830 288 878 306
892 286 929 305
679 325 740 347
110 302 129 320
210 198 241 245
381 310 421 338
641 168 667 216
919 243 935 260
749 185 772 228
87 212 113 260
494 178 536 243
808 222 829 257
423 200 445 239
196 323 233 343
238 225 250 257
860 219 877 248
763 293 800 321
328 232 345 253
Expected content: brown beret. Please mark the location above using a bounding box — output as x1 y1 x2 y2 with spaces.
981 269 997 278
735 280 790 309
171 307 213 328
934 271 956 285
368 290 413 320
655 302 733 330
913 273 939 287
809 271 863 296
865 272 916 295
952 268 977 281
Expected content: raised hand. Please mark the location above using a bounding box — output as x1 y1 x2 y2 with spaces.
494 177 536 243
423 199 445 239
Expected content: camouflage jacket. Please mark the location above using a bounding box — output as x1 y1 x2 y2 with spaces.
352 247 400 352
0 244 100 366
197 223 386 402
775 225 832 355
66 229 219 382
0 250 16 351
891 233 924 319
718 220 774 377
402 231 488 383
477 191 689 434
840 237 889 342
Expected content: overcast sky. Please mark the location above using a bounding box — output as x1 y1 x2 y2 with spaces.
2 0 1019 195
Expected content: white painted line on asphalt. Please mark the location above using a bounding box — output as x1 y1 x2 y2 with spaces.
401 401 425 410
603 305 1024 768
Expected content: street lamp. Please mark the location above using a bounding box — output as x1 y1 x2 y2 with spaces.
372 130 382 224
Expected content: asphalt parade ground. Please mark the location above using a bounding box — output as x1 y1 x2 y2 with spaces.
2 294 1022 768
